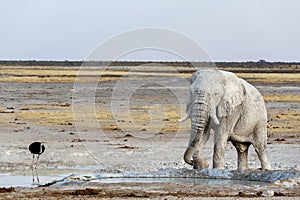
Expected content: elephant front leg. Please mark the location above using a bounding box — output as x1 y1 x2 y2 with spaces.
192 130 210 169
192 141 209 169
213 133 228 169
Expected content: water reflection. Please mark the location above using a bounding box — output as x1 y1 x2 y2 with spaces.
0 175 61 187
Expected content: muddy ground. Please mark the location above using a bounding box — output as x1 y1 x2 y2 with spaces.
0 64 299 199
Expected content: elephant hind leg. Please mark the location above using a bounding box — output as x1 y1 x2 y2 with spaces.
231 141 251 171
253 126 272 170
253 143 271 170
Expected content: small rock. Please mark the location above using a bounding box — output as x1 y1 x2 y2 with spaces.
274 138 286 142
112 127 121 131
124 134 133 137
283 182 295 187
262 190 274 197
0 187 15 193
273 177 300 187
274 180 281 185
118 146 135 149
61 103 71 107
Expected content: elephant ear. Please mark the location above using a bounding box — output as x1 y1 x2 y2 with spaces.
217 77 246 118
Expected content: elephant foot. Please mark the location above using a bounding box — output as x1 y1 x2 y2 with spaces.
193 158 209 169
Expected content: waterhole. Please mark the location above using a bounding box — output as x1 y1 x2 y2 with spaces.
95 177 265 185
1 168 299 187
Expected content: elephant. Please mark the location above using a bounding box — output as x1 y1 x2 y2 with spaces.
179 69 271 171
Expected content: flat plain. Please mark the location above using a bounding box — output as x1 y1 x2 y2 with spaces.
0 63 299 199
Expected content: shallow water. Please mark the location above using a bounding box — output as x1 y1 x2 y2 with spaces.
2 168 300 188
0 175 265 188
94 177 265 185
0 175 64 187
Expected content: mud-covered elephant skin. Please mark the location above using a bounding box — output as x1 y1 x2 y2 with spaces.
180 69 271 170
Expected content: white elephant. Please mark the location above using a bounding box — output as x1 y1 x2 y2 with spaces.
180 69 271 170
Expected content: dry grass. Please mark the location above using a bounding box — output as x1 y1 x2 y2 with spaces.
236 73 300 84
268 109 300 134
0 66 190 83
1 66 299 134
264 94 300 102
1 102 299 134
1 66 299 84
0 104 186 133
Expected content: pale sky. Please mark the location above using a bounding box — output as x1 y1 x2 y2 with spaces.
0 0 299 61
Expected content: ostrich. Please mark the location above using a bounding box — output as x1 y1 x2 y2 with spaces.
28 141 45 184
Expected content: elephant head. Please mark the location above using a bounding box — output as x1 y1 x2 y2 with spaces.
180 69 246 169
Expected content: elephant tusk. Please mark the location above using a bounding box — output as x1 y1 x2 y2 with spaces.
178 113 189 122
210 107 220 125
211 114 220 125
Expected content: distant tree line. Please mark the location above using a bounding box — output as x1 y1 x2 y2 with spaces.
0 60 299 71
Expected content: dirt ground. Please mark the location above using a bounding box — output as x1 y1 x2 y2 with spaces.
0 64 299 199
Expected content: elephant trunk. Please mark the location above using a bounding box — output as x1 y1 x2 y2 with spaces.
184 146 196 165
184 90 210 167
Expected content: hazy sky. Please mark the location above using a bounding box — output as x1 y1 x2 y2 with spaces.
0 0 299 61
